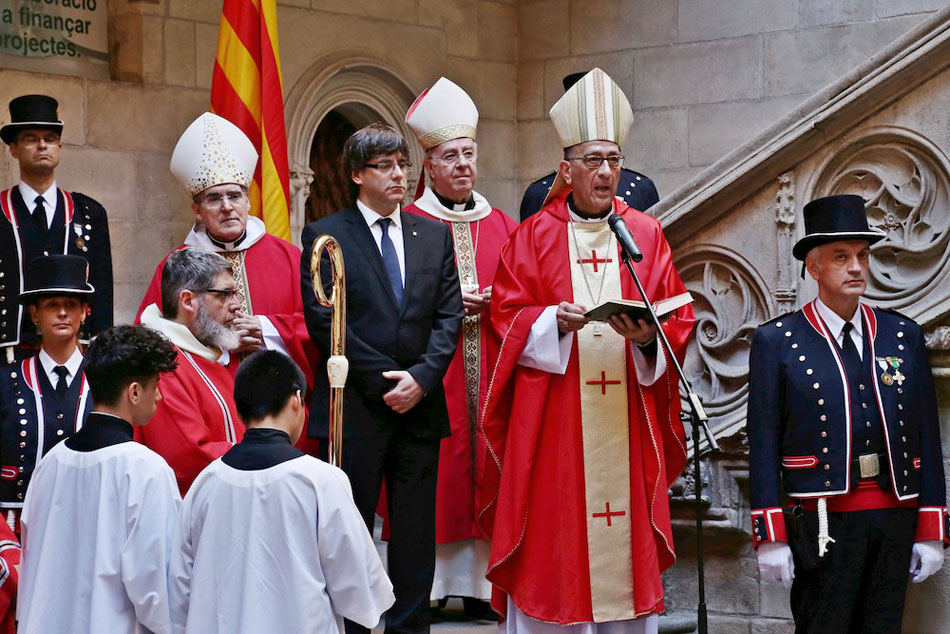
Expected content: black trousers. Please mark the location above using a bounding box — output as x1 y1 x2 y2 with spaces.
340 429 441 634
790 508 916 634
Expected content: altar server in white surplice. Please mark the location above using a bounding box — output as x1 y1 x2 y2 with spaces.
17 325 181 634
169 351 394 634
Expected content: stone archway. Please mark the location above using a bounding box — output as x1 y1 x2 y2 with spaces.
285 55 424 243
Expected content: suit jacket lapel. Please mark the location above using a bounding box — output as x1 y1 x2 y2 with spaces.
400 211 421 317
343 207 400 312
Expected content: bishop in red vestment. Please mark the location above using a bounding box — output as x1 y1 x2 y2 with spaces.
404 76 518 610
476 69 695 630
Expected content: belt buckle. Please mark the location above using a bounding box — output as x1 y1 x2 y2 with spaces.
858 453 880 478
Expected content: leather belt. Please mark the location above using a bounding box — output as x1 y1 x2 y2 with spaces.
851 452 887 479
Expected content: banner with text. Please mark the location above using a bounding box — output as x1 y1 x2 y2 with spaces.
0 0 108 79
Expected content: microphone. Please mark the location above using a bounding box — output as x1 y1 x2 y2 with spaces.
607 213 643 262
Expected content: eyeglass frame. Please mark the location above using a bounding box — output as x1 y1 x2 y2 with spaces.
196 189 248 209
14 131 61 147
197 287 239 300
427 147 477 165
364 159 412 174
565 154 625 170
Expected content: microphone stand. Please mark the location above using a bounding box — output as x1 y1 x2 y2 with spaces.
616 245 718 634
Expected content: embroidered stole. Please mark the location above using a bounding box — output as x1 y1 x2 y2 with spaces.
221 251 253 315
568 220 636 622
450 221 480 496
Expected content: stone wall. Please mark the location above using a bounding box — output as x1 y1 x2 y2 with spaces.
1 0 518 324
515 0 945 200
653 9 950 631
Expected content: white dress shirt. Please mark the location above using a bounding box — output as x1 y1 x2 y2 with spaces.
18 181 58 229
356 199 406 285
814 297 864 360
38 347 83 390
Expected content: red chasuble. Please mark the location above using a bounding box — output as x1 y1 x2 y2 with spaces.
406 202 518 543
135 349 244 495
135 234 316 390
476 194 694 623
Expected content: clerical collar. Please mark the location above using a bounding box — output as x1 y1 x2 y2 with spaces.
412 186 493 222
207 230 247 251
567 195 611 223
433 189 475 212
64 412 134 453
185 215 267 254
221 427 303 471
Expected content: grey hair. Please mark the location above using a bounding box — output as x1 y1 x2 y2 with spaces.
160 247 232 319
342 123 409 176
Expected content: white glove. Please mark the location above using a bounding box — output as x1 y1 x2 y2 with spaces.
757 542 795 588
909 540 944 584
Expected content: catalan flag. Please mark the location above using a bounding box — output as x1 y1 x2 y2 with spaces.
211 0 291 241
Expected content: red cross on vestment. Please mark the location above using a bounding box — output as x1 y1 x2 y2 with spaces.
586 370 622 395
592 501 626 527
576 249 612 272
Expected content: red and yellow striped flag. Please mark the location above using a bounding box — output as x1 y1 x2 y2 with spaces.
211 0 291 241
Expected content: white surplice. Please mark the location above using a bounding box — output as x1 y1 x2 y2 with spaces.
17 441 182 634
169 456 394 634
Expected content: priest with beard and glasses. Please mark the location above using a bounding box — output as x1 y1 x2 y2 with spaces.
138 247 245 494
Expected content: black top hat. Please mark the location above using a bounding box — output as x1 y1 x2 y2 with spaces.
19 255 95 304
1 95 64 145
562 71 589 93
792 194 886 261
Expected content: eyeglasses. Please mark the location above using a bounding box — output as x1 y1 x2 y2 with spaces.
566 154 624 170
364 159 411 174
429 149 477 164
16 133 61 147
199 191 246 209
199 287 239 300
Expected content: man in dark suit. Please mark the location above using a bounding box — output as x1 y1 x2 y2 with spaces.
748 195 948 633
301 123 464 634
0 94 112 363
518 72 660 222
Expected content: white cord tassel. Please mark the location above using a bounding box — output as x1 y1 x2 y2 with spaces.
817 497 835 557
5 510 14 532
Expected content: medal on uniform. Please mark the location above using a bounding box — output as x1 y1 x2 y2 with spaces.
876 356 904 386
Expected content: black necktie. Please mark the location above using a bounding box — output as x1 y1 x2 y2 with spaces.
840 322 862 380
32 195 47 234
377 218 404 305
53 365 69 398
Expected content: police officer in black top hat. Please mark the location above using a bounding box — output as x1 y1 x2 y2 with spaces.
518 72 659 222
0 94 112 363
0 254 95 533
748 194 948 633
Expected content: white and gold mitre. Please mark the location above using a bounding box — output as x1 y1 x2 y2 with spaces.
170 112 258 196
549 68 634 148
406 77 479 150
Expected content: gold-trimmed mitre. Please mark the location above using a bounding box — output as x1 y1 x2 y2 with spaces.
170 112 259 196
549 68 634 148
406 77 479 150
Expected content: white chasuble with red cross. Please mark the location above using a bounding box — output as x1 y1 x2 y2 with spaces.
568 219 636 622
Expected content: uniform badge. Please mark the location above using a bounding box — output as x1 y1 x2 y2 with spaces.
876 356 904 386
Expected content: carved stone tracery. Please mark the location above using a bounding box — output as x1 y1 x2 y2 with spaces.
677 246 774 442
813 128 950 308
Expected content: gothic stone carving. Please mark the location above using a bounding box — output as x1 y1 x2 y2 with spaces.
774 171 798 312
813 128 950 308
677 246 774 441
